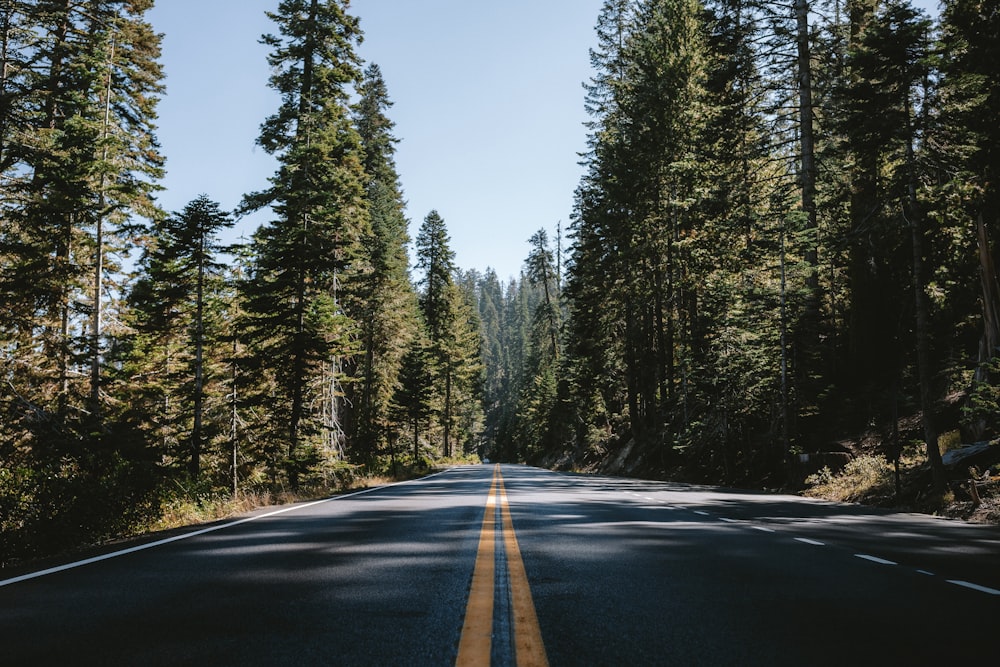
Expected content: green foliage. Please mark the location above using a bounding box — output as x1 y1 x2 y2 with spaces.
0 424 162 566
963 356 1000 432
240 0 371 488
412 213 485 458
349 63 419 464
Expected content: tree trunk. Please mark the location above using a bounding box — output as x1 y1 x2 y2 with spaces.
970 210 1000 440
795 0 819 302
906 99 944 491
443 365 452 458
231 333 239 498
190 235 206 479
286 0 320 490
413 416 419 461
90 30 115 418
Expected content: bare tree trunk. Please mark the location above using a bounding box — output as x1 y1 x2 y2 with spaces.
90 29 116 417
0 1 13 172
444 365 452 458
906 97 944 491
795 0 819 307
975 211 1000 376
969 210 1000 442
231 333 239 498
780 225 790 455
190 233 205 479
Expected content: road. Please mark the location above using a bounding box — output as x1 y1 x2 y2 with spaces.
3 464 1000 665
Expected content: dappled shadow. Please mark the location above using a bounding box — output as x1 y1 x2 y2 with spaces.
501 465 1000 585
496 465 1000 665
0 467 496 666
5 464 1000 666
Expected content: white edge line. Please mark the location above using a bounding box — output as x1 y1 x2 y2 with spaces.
794 537 825 546
854 554 897 566
947 580 1000 596
0 470 449 588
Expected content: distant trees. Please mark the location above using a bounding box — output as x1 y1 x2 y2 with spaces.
415 211 483 458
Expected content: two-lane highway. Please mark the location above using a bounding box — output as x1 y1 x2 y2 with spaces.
3 465 1000 665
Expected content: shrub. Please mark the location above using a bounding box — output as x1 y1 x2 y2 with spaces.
804 454 894 502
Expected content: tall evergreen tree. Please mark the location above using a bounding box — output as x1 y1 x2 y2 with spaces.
241 0 370 488
351 62 418 464
934 0 1000 442
128 195 233 479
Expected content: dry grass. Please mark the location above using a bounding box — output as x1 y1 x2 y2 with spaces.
152 491 280 532
803 454 895 503
151 470 425 532
801 446 1000 525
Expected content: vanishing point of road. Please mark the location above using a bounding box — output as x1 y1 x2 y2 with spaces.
3 464 1000 665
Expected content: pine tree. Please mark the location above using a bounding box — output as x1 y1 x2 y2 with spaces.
933 0 1000 442
525 229 561 361
414 211 483 457
128 195 233 479
0 0 163 428
477 269 509 456
351 63 418 465
241 0 370 488
393 337 434 461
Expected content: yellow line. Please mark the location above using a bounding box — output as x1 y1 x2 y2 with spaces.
455 466 499 666
498 471 549 667
456 465 549 667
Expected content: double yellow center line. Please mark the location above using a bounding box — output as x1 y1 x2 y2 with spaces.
456 465 548 667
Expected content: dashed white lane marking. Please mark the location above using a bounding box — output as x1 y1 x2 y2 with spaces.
855 554 897 566
622 494 1000 599
947 580 1000 596
616 485 999 598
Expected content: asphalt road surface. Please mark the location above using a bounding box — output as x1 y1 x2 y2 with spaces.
3 464 1000 666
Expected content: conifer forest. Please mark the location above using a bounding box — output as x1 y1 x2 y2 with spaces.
2 0 1000 563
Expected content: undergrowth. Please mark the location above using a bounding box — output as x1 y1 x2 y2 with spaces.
803 454 895 503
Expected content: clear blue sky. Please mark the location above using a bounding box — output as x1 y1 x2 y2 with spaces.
146 0 940 281
147 0 605 281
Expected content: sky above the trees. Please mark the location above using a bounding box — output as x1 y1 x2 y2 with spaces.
147 0 605 281
147 0 940 281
